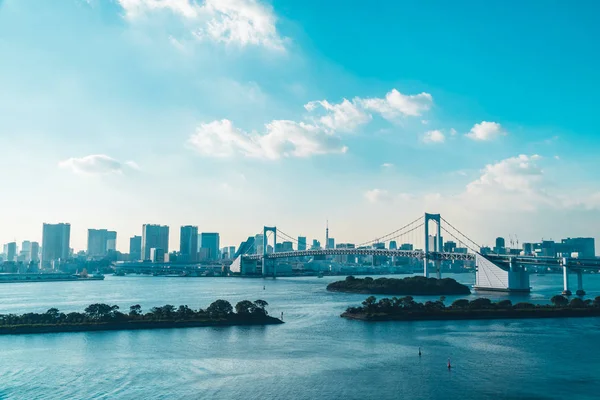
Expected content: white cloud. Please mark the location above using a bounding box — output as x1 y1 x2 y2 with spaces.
450 128 457 136
59 155 139 175
117 0 285 50
304 89 433 133
465 121 506 141
422 129 445 144
188 119 347 159
466 154 543 195
381 163 394 168
304 99 371 132
359 89 433 119
364 189 392 203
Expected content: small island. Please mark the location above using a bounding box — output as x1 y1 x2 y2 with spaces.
0 299 282 335
327 276 471 295
342 295 600 322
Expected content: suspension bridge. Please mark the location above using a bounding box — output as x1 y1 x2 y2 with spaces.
231 213 600 295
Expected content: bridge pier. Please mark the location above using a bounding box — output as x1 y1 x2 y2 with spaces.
576 270 585 296
435 260 441 280
562 265 572 296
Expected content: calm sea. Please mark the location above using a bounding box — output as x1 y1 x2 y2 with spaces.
0 273 598 399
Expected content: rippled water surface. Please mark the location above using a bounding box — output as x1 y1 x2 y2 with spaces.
0 273 599 399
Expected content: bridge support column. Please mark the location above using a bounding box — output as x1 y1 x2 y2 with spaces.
562 265 571 296
435 260 441 280
576 270 585 296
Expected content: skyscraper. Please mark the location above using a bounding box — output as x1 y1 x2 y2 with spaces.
199 233 220 261
88 229 109 258
298 236 307 251
129 236 142 261
389 241 398 250
327 238 335 250
142 224 169 261
180 226 198 262
106 231 117 252
6 242 16 262
42 223 71 268
21 241 31 261
30 242 40 262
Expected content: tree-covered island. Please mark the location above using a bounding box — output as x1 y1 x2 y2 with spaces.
342 295 600 321
0 299 282 335
327 276 471 295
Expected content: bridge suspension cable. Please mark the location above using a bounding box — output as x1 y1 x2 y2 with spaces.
440 217 482 251
356 215 424 248
440 226 479 255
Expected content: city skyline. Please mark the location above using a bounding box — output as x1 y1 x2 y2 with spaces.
1 1 600 252
2 218 599 256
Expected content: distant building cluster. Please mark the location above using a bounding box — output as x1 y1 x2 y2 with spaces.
0 222 596 276
481 236 595 259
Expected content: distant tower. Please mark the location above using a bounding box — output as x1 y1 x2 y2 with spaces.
325 220 329 249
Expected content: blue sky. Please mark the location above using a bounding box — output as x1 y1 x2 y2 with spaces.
1 0 599 253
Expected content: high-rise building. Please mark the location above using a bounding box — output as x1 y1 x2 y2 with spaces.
199 233 220 261
389 241 397 250
400 243 414 251
20 241 31 261
129 236 142 261
88 229 109 258
42 223 71 268
559 237 595 258
150 248 165 263
30 242 40 262
327 238 335 250
106 231 117 252
311 239 321 250
6 242 17 262
428 235 443 252
298 236 307 251
228 246 235 258
254 234 264 255
494 237 506 254
180 226 198 262
496 237 506 249
335 243 356 264
282 241 293 252
142 224 169 261
443 241 457 253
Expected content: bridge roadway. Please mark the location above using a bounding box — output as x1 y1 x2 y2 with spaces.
242 249 600 270
243 249 472 262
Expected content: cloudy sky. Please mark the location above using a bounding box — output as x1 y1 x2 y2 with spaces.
1 0 599 253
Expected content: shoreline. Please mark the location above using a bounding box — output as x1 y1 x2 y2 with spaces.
341 308 600 322
327 276 471 296
0 316 283 335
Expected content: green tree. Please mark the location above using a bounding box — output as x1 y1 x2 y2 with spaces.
207 300 233 318
496 300 513 309
253 300 269 315
513 302 535 309
569 298 586 308
362 296 377 312
46 308 60 319
129 305 142 317
235 300 256 315
451 299 469 309
593 296 600 307
469 298 493 310
84 304 119 321
551 295 569 307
